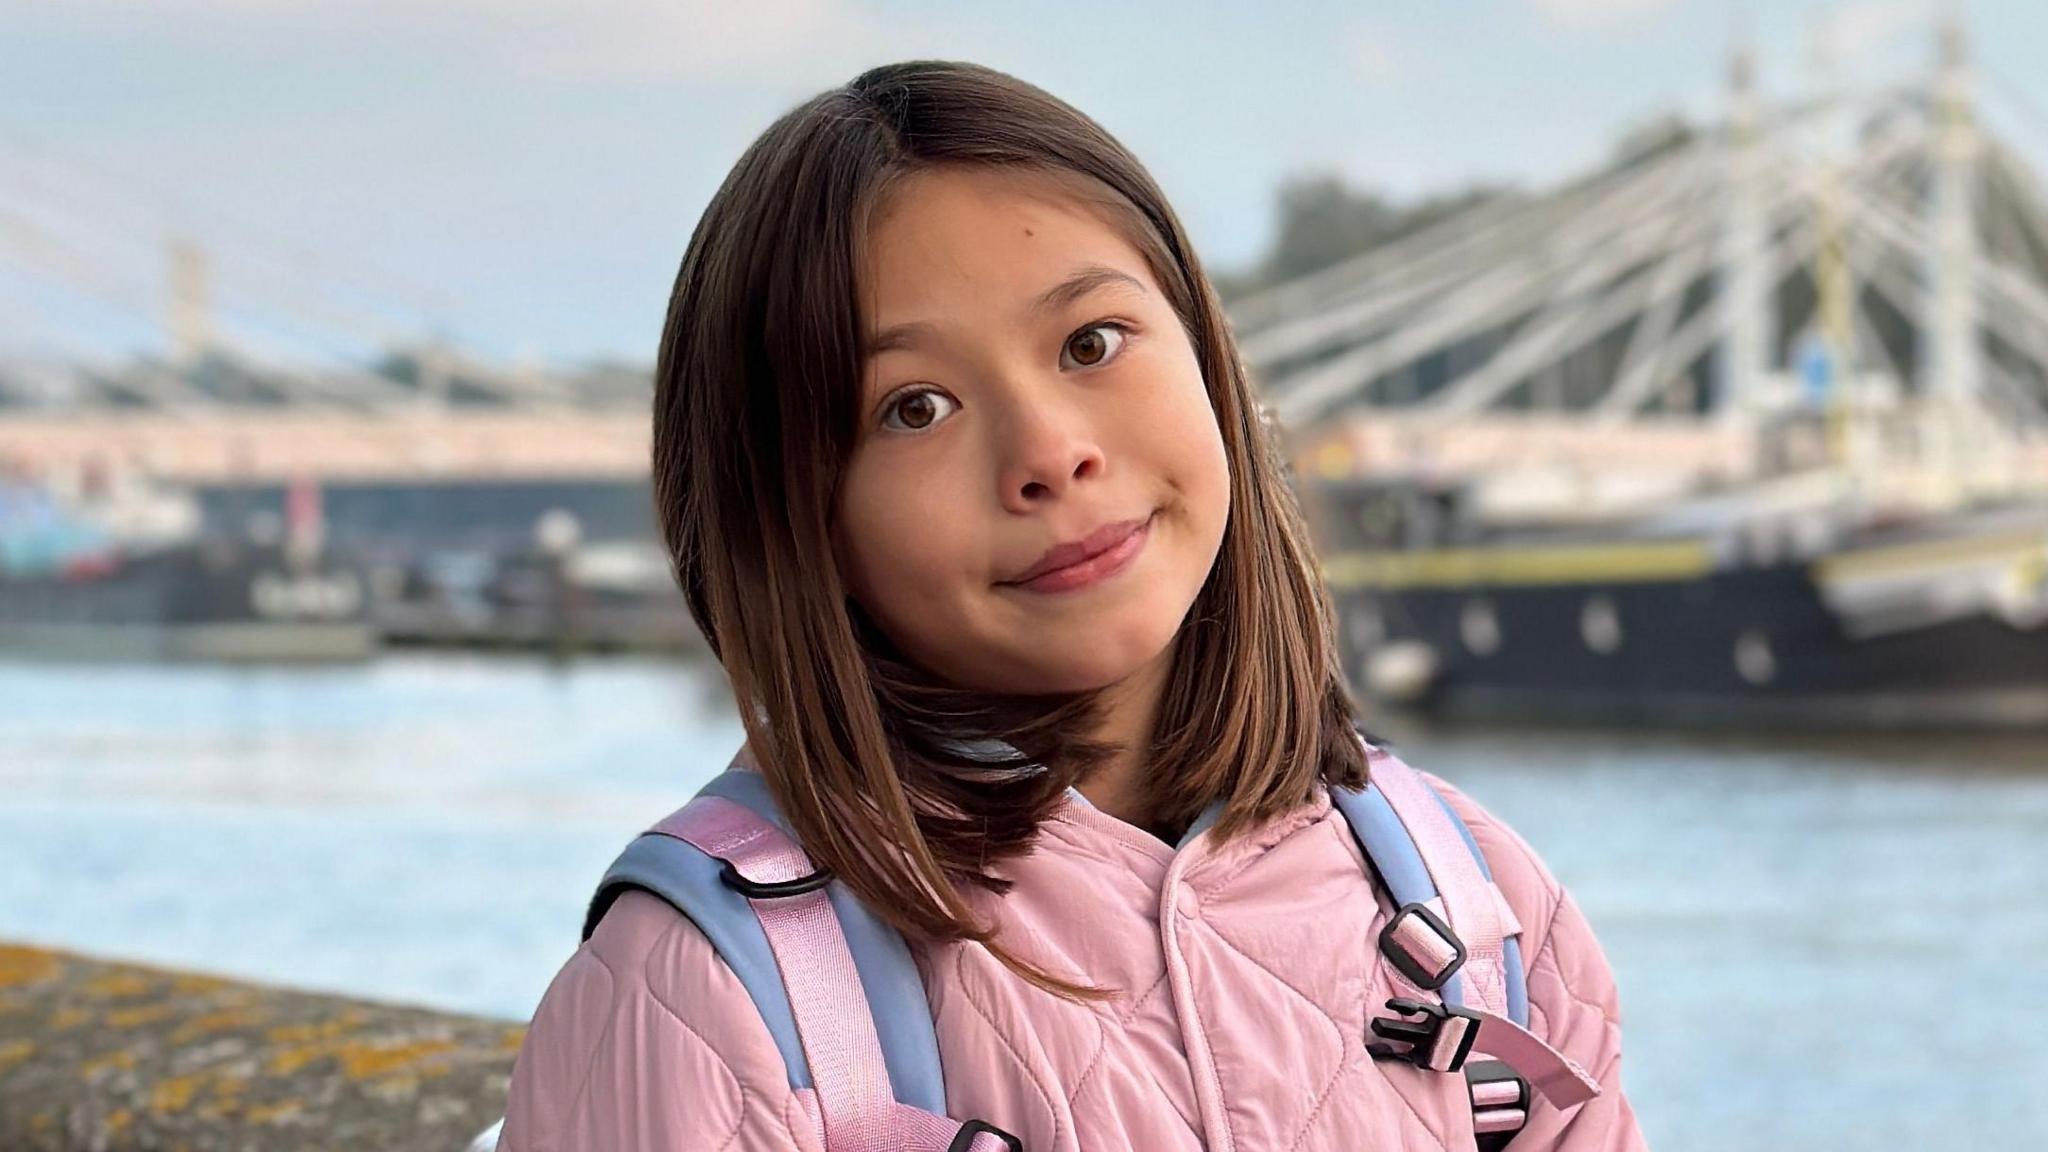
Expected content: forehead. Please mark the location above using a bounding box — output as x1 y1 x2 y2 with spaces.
860 166 1151 319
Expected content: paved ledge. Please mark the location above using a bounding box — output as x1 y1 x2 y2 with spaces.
0 943 520 1151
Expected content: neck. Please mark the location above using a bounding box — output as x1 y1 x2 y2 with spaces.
1072 648 1172 828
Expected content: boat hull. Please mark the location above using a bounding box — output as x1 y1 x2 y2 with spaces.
1331 556 2048 731
0 540 376 664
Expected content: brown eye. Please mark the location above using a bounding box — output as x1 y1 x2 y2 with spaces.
898 392 936 428
1061 322 1129 370
879 386 957 434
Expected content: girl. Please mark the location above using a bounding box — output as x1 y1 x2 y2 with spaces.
499 59 1644 1151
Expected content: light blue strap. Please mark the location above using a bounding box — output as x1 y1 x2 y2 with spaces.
1332 778 1531 1025
1426 786 1529 1027
584 769 948 1114
587 834 810 1076
1177 797 1228 849
1329 783 1473 1010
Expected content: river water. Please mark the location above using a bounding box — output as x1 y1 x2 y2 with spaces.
2 653 2042 1150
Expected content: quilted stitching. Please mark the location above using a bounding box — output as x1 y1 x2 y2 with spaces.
1071 973 1203 1135
559 949 618 1144
948 944 1069 1150
637 984 747 1151
639 919 747 1151
504 764 1643 1151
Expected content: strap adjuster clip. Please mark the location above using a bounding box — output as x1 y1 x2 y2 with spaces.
1368 996 1483 1073
1464 1058 1532 1146
1378 901 1467 990
948 1118 1024 1151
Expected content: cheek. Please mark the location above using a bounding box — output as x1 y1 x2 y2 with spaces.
835 466 968 624
1156 359 1231 514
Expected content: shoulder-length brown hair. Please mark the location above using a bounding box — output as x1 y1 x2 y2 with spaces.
652 59 1370 1002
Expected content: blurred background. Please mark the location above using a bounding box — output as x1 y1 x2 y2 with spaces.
4 1 2046 1149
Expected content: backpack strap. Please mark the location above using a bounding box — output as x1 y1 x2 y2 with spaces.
1333 736 1602 1127
656 791 900 1149
1368 747 1513 1016
585 765 1021 1152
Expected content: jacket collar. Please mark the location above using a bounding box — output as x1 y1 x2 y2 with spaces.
1062 785 1225 852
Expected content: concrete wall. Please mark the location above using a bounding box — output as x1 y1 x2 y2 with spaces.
0 943 519 1152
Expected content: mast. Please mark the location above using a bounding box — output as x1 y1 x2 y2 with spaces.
1720 33 1769 432
167 236 213 367
1923 8 1987 498
1808 13 1856 471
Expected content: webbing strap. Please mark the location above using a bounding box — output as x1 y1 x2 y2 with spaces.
1359 742 1602 1109
654 796 900 1152
1469 1007 1602 1109
789 1093 1022 1152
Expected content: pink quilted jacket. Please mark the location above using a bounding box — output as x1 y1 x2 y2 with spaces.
499 758 1645 1150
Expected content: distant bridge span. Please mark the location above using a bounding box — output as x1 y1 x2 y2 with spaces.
0 409 649 485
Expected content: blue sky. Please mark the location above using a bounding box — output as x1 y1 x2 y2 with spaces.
7 0 2048 368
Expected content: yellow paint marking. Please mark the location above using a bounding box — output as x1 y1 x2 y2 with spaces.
1322 539 1715 589
1812 529 2048 582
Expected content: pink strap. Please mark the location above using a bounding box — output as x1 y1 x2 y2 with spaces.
655 796 901 1152
1471 1007 1603 1108
1363 742 1603 1109
1366 746 1511 1017
1490 883 1523 935
790 1093 1018 1151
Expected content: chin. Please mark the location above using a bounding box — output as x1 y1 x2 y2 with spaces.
1030 631 1181 695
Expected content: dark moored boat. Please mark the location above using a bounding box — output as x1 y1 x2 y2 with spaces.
0 474 375 663
1309 416 2048 731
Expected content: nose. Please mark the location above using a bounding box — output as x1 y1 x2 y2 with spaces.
996 390 1107 513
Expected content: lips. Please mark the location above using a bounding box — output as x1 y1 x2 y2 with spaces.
1001 513 1153 586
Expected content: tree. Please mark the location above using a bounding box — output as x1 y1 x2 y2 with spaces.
1219 173 1508 300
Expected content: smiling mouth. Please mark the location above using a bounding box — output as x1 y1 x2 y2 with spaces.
999 510 1156 594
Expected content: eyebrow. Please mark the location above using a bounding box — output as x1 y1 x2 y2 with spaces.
864 263 1146 359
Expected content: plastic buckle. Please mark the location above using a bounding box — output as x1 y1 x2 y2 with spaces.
1464 1057 1529 1108
717 859 833 899
1368 997 1482 1073
947 1118 1024 1152
1378 901 1467 990
1464 1058 1532 1151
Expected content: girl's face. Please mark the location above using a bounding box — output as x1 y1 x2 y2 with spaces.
833 165 1231 695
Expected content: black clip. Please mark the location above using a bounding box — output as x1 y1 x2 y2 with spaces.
717 859 833 899
948 1118 1024 1152
1368 997 1482 1073
1465 1059 1531 1152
